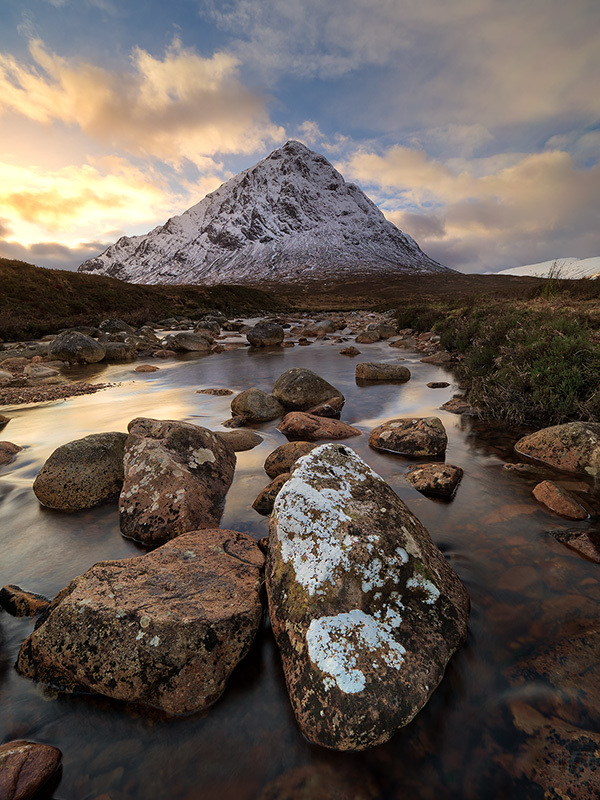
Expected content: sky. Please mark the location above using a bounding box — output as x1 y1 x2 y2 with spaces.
0 0 599 275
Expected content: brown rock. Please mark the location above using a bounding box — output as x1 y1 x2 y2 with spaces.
135 364 160 373
119 418 236 546
278 412 362 442
427 382 450 389
339 346 361 356
515 422 600 476
230 388 284 423
16 529 265 714
264 441 318 478
247 322 285 347
306 396 345 418
0 441 22 466
420 351 453 364
161 332 213 352
406 463 463 497
152 349 177 358
547 528 600 562
369 417 447 457
355 363 411 382
440 397 477 415
0 414 10 428
532 480 588 520
33 433 127 511
0 740 62 800
272 368 345 411
0 585 50 617
195 387 233 395
252 473 290 516
48 331 105 364
217 430 263 452
355 331 379 344
266 443 470 750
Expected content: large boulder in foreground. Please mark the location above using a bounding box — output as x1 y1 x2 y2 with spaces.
0 740 62 800
33 432 127 511
119 418 236 546
266 443 469 751
369 417 447 457
48 331 106 364
17 529 264 714
515 422 600 476
272 368 345 411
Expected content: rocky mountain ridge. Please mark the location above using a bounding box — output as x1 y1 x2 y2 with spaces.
79 140 451 285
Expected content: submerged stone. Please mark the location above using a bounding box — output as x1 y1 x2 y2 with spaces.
266 443 469 751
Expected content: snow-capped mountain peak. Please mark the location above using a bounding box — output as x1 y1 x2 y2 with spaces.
79 140 451 284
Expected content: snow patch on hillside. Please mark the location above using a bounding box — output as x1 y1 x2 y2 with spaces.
497 256 600 279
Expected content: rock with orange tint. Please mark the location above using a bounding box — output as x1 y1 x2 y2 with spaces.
252 473 290 516
278 412 361 442
0 585 49 617
119 418 236 546
515 421 600 476
339 346 361 356
135 364 160 373
0 740 62 800
16 529 264 715
264 441 318 478
306 396 345 418
406 463 463 497
532 480 588 520
548 528 600 563
369 417 447 457
0 441 22 466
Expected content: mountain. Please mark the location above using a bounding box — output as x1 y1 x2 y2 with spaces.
497 256 600 279
78 140 451 285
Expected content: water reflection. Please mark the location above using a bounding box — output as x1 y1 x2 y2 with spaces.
1 337 599 798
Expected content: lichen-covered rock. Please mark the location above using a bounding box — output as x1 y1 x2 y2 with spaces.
355 363 411 382
515 422 600 476
252 473 290 516
119 418 236 546
369 417 448 457
160 332 213 352
247 322 285 347
16 529 264 714
230 388 284 423
264 441 318 478
406 463 463 497
33 432 127 511
48 331 106 364
0 585 50 617
532 480 588 520
272 368 345 411
278 412 361 442
0 740 62 800
266 443 469 751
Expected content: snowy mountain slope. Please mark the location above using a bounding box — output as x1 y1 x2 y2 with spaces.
78 140 451 285
497 256 600 279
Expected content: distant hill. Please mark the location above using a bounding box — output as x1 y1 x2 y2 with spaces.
79 140 452 285
497 256 600 279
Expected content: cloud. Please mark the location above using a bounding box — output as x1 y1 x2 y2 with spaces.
0 37 285 168
342 145 600 271
0 237 109 271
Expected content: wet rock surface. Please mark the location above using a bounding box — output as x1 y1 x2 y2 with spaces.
272 368 344 411
532 480 588 520
160 332 213 352
369 417 448 457
48 331 106 364
252 473 290 516
119 418 236 546
547 527 600 562
0 739 62 800
247 322 285 347
17 529 265 714
355 362 411 382
0 441 22 466
33 432 127 511
217 429 263 452
230 388 284 423
0 585 50 617
406 463 464 497
266 443 470 750
264 441 318 478
515 422 600 476
278 412 361 442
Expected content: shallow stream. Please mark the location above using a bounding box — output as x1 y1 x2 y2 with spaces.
1 332 599 799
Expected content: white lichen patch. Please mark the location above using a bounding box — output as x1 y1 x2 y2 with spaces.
406 574 440 605
306 609 406 694
149 635 160 647
188 447 216 468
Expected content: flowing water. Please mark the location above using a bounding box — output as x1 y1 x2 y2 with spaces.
1 331 599 799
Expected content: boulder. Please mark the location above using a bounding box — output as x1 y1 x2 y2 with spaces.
252 473 290 516
355 331 379 344
420 351 453 364
532 480 588 520
266 444 470 750
370 322 397 340
406 464 463 497
119 418 236 546
264 441 318 478
48 331 106 364
355 363 411 382
547 528 600 562
160 332 213 352
369 417 448 457
427 382 450 389
101 341 137 362
339 346 361 356
217 430 263 452
33 432 127 511
272 368 344 411
306 396 345 419
515 422 600 476
0 740 62 800
0 585 50 617
278 412 361 442
16 529 265 714
247 322 285 347
0 413 11 428
99 318 135 334
194 319 221 336
23 364 60 379
196 387 233 395
0 442 22 466
230 388 285 423
135 364 160 373
440 396 477 415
